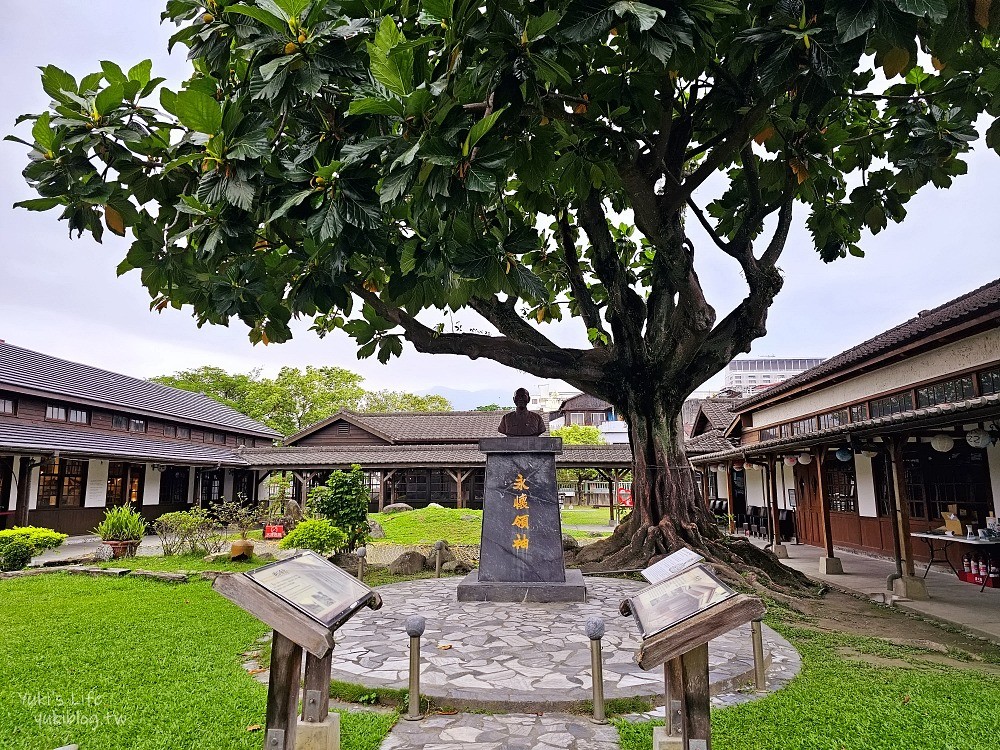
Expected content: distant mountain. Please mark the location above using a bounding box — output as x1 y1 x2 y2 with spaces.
420 386 512 411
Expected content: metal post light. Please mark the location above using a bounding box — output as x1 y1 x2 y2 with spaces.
585 616 607 724
434 540 445 579
404 615 426 721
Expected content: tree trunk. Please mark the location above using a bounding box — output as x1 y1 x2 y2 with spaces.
572 392 813 598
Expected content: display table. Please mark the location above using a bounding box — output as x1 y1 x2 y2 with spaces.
910 532 1000 592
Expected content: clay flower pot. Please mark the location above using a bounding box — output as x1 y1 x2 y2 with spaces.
104 540 140 559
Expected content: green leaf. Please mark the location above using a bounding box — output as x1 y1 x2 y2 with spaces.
890 0 947 21
94 83 124 116
127 60 153 85
31 112 55 151
39 65 76 103
100 61 127 85
274 0 310 17
612 1 665 32
465 107 507 153
269 189 315 222
174 89 223 135
162 152 207 174
418 0 453 25
348 98 404 116
14 197 62 211
225 5 288 32
560 1 615 41
986 120 1000 155
526 11 562 41
836 1 877 42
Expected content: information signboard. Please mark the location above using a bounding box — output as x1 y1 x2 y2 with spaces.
641 547 704 584
245 551 376 629
627 564 736 639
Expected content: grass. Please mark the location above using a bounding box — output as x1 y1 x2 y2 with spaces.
615 624 1000 750
370 506 611 545
97 553 263 573
0 573 395 750
560 507 616 527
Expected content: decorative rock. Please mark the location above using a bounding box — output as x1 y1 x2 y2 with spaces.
256 552 276 561
53 745 79 750
460 514 478 522
367 519 386 539
405 615 426 637
585 616 605 641
388 551 427 575
128 570 188 583
68 567 129 577
441 560 473 575
382 503 414 514
199 570 232 581
562 534 580 551
427 502 445 509
203 552 229 563
36 555 96 568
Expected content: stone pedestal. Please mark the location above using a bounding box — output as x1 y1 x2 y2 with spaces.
458 436 586 603
772 544 789 559
819 556 844 575
295 715 339 750
892 575 929 601
652 727 684 750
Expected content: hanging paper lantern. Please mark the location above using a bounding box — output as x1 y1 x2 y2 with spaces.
930 434 955 453
797 452 813 465
862 450 878 458
783 455 798 467
715 464 728 474
965 428 992 449
835 447 853 462
732 460 745 471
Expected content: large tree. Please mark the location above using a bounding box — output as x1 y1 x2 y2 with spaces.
12 0 1000 585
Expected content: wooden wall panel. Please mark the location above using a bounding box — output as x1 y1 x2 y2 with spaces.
296 421 389 446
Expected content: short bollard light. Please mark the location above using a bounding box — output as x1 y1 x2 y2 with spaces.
751 617 766 692
434 540 446 578
585 616 607 724
355 546 367 582
404 615 426 721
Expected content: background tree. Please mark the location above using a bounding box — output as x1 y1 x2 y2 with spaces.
474 404 505 411
13 0 1000 588
551 424 604 504
360 390 452 411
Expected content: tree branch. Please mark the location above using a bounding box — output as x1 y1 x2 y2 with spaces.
555 212 608 343
467 294 561 350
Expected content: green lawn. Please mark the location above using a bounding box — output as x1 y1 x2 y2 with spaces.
560 507 616 526
616 623 1000 750
370 506 610 545
0 573 395 750
98 553 263 573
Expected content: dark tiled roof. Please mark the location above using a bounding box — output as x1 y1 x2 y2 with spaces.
690 393 1000 463
736 278 1000 411
696 399 739 432
557 393 612 412
684 429 735 456
0 342 279 438
285 410 549 445
0 421 246 464
243 443 633 469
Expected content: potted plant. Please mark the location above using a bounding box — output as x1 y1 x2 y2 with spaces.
95 505 147 558
214 495 263 560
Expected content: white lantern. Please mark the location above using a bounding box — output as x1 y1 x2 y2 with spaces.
797 452 813 465
965 428 992 449
930 434 955 453
715 464 728 474
783 455 798 467
732 460 745 471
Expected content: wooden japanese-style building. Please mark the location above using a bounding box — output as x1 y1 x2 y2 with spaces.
0 341 281 535
242 410 632 510
690 278 1000 594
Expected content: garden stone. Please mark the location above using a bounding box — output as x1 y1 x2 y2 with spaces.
426 546 457 569
203 552 229 563
128 570 188 583
382 503 414 514
53 745 79 750
562 534 579 551
389 551 427 575
461 514 478 522
442 560 473 575
367 520 386 539
427 502 445 508
255 552 276 561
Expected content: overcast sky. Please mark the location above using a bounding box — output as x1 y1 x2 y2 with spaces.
2 3 999 399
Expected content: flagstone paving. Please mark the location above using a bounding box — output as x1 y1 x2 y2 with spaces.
331 576 800 711
378 712 621 750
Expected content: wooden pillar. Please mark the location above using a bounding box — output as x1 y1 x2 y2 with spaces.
768 457 781 544
815 449 835 558
888 438 916 578
378 470 386 512
301 650 333 723
266 632 303 748
13 456 33 527
725 462 736 534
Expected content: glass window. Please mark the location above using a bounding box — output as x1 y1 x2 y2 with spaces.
570 412 585 425
915 376 975 408
45 405 67 421
159 467 191 505
790 417 817 436
67 408 89 424
869 392 913 419
211 431 227 444
129 419 146 433
823 458 857 513
177 426 191 439
759 426 780 440
112 415 128 430
163 424 176 438
850 404 868 422
979 368 1000 396
0 397 14 415
36 459 88 508
818 410 849 430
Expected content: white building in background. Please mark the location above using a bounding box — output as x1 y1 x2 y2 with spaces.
529 383 582 412
725 357 825 397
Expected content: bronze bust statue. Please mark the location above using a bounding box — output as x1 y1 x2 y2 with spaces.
498 388 546 437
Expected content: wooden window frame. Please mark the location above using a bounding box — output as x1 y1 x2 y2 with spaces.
45 405 67 422
67 408 89 425
36 459 88 509
129 418 147 433
0 397 15 416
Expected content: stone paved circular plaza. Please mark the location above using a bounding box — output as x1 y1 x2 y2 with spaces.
331 577 800 711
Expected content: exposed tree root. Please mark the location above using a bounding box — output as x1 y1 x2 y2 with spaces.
570 514 819 612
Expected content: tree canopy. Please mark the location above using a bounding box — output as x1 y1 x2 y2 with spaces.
154 364 450 433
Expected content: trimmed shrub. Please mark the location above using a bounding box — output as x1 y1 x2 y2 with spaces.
0 526 68 555
153 508 225 555
278 519 346 556
307 464 370 552
0 538 34 572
